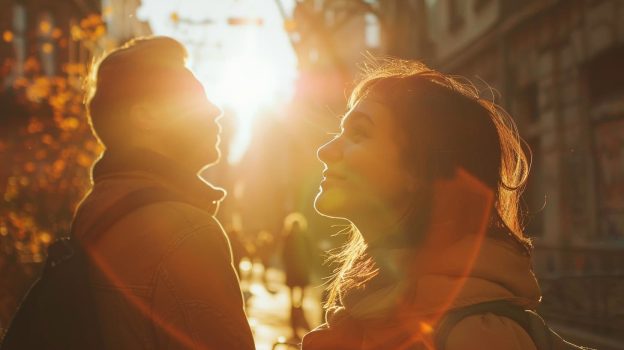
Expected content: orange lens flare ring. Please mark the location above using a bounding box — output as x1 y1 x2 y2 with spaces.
85 245 207 349
393 167 495 348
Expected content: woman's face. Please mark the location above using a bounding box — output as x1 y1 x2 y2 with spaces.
315 98 415 233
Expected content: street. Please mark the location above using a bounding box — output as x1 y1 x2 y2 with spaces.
240 260 323 350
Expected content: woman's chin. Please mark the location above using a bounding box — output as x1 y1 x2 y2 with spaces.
314 188 349 218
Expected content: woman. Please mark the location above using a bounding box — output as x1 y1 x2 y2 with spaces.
302 59 544 350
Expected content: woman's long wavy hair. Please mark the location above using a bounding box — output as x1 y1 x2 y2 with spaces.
324 58 532 309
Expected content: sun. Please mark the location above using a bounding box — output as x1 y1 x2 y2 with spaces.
139 0 298 164
210 55 280 164
217 56 278 116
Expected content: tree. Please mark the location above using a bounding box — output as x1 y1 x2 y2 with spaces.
0 12 105 328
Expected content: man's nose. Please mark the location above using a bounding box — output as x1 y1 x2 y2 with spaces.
208 102 223 121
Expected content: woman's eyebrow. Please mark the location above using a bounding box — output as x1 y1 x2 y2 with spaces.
341 111 375 128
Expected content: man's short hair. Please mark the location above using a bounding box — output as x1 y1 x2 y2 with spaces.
85 36 194 149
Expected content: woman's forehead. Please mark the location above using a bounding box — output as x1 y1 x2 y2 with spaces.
344 98 393 124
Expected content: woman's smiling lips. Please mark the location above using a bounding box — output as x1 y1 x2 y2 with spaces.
321 170 347 187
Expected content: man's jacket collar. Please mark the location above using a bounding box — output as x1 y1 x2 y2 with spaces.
92 148 225 215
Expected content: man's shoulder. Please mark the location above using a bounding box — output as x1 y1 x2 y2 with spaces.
135 199 219 233
78 179 224 243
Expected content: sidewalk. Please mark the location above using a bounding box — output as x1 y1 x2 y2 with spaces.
240 261 323 350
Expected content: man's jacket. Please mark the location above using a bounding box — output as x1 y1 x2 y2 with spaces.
72 149 255 349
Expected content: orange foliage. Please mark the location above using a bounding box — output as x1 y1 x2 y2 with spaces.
0 13 105 265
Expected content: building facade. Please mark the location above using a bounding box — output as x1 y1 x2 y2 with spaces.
0 0 102 87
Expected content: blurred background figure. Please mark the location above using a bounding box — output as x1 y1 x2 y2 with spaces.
255 229 276 289
281 212 313 339
281 212 312 308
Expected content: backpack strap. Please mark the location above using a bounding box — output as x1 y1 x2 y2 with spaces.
434 300 553 350
72 186 187 243
45 187 186 268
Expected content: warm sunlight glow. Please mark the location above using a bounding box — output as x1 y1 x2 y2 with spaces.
210 54 279 164
139 0 297 165
217 58 277 110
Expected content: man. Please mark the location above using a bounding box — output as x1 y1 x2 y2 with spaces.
73 36 255 349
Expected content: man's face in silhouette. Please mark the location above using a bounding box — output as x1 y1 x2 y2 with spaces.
151 71 222 171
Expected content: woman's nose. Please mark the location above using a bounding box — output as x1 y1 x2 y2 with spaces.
317 137 342 163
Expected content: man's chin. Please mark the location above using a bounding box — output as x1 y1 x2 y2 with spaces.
196 149 221 171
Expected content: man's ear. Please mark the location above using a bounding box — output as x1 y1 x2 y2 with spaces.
129 102 159 131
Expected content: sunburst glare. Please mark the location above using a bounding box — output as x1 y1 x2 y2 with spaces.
211 43 280 164
139 0 297 164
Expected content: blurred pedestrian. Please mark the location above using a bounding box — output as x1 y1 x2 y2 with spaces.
281 212 312 309
302 59 587 349
281 212 313 339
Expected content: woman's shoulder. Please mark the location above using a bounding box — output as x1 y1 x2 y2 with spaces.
443 312 537 350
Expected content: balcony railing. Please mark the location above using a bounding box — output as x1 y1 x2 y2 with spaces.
532 244 624 343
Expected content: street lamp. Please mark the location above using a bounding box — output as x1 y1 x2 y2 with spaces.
169 12 264 27
227 17 264 26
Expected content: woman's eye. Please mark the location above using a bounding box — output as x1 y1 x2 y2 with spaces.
347 127 367 142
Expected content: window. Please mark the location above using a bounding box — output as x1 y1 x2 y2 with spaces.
364 13 380 48
448 0 464 32
473 0 492 12
12 4 27 79
586 46 624 240
38 12 55 76
517 83 539 123
426 0 438 8
593 114 624 240
524 137 545 237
